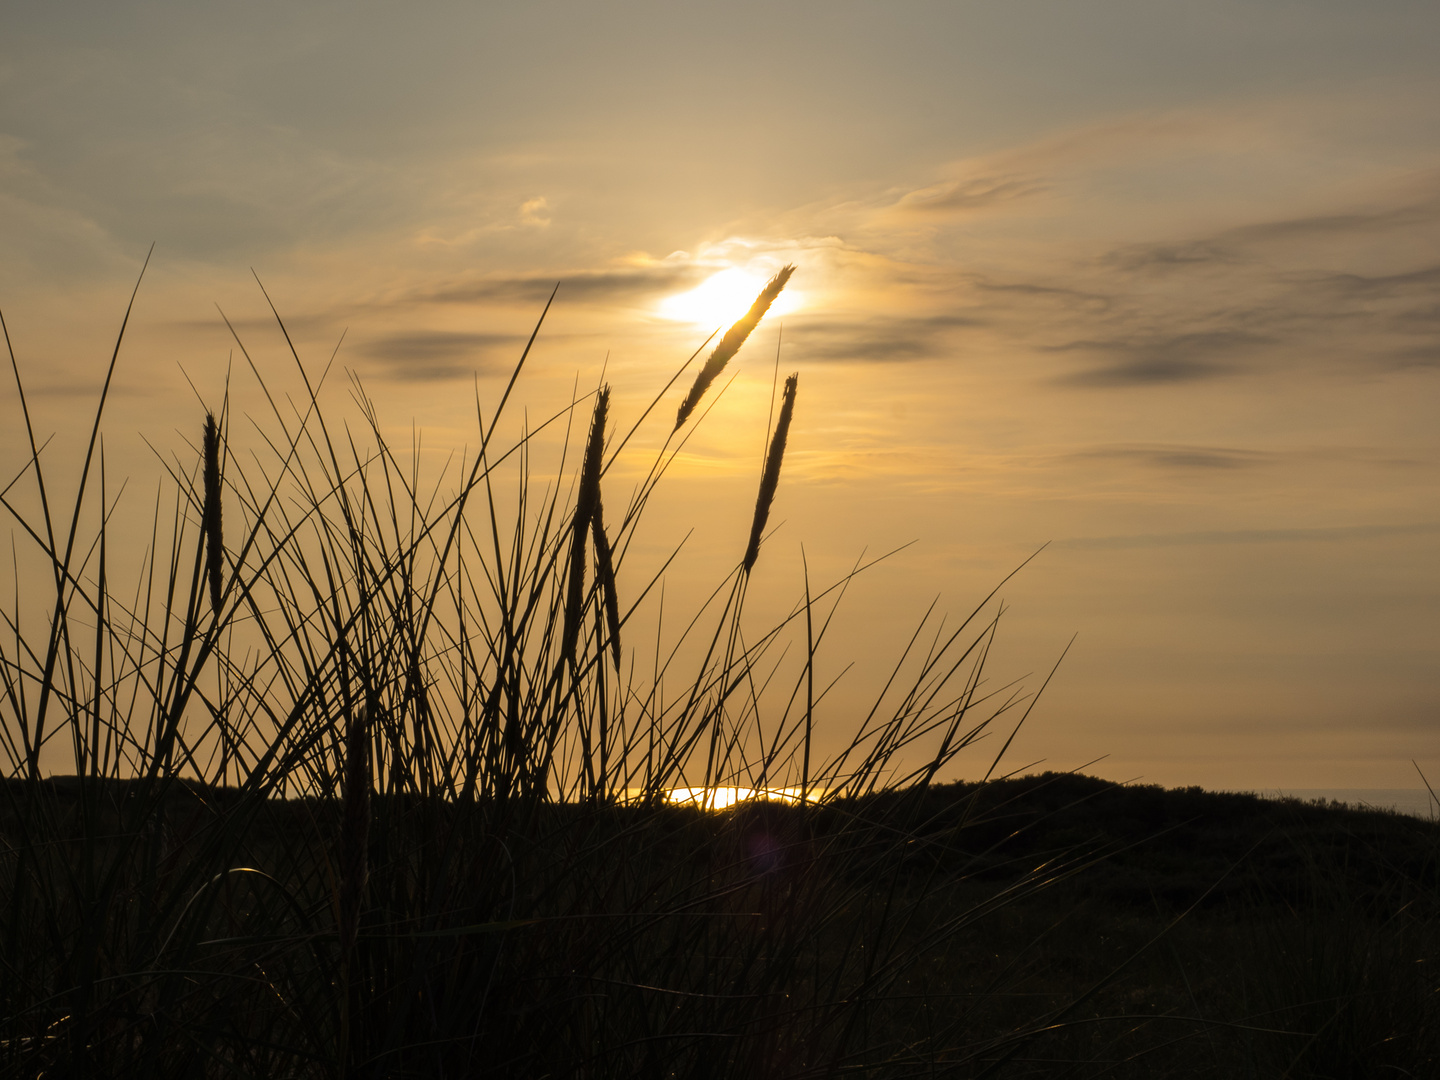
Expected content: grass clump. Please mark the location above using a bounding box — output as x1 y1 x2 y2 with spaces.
0 267 1065 1078
7 265 1433 1079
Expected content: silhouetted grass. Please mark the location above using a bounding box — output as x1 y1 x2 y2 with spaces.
1 269 1436 1080
0 268 1059 1078
674 265 794 430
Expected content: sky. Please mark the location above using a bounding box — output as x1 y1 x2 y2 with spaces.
2 0 1438 789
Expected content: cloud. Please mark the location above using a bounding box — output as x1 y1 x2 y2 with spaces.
1052 199 1440 384
1388 346 1440 369
354 330 522 382
1071 444 1274 470
1050 330 1269 387
789 313 978 363
1058 522 1440 550
893 174 1043 214
1102 240 1237 272
518 196 551 226
1228 198 1440 245
412 263 708 307
1306 263 1440 300
973 278 1111 312
1101 189 1440 276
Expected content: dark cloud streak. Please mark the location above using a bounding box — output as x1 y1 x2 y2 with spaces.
1306 263 1440 299
1058 522 1440 550
788 313 978 364
412 265 708 307
1072 444 1274 470
355 330 523 382
1050 330 1268 387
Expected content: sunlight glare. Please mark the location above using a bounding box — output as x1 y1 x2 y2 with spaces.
664 786 824 810
659 268 802 329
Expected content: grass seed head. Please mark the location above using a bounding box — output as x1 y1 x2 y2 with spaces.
675 264 795 430
744 372 798 574
564 387 609 666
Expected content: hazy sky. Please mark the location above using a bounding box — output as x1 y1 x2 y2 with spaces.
3 1 1438 788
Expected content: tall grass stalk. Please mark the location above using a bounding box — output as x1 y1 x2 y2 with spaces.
202 412 224 618
0 269 1067 1078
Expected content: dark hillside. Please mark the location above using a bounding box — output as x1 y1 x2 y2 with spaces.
9 770 1436 917
5 772 1439 1076
841 772 1440 914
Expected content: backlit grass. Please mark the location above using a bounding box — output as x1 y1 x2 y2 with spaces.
2 265 1436 1078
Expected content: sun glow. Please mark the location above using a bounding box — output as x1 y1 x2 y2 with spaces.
659 267 803 329
617 786 827 809
664 786 825 810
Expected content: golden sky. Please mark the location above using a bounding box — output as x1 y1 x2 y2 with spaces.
2 1 1438 788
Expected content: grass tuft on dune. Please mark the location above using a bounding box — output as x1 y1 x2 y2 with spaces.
1 269 1436 1078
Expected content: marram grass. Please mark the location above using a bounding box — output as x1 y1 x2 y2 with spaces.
0 264 1043 1077
10 266 1423 1079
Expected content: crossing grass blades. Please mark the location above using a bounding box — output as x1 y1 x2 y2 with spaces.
0 263 1070 1078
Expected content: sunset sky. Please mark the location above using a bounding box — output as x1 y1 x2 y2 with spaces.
3 1 1438 789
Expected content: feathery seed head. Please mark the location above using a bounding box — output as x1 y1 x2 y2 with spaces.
743 372 798 574
675 265 795 430
563 387 610 666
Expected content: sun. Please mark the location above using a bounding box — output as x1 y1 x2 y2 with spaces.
659 267 803 329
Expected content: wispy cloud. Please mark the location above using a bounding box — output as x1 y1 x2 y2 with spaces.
410 264 707 307
1071 444 1275 470
518 196 551 227
354 330 523 382
1389 346 1440 369
1049 331 1269 387
1103 185 1440 273
1101 240 1237 272
1305 263 1440 300
789 313 979 363
893 174 1043 214
1228 196 1440 244
1058 522 1440 550
972 277 1112 313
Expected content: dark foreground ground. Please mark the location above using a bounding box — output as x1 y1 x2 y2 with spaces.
3 772 1437 1078
861 773 1440 1077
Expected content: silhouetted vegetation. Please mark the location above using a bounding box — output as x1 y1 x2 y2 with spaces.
2 269 1436 1078
3 772 1436 1076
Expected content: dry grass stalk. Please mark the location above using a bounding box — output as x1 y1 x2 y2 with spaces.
591 498 622 670
674 264 795 430
564 387 609 665
338 702 371 955
743 373 798 574
202 412 223 615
